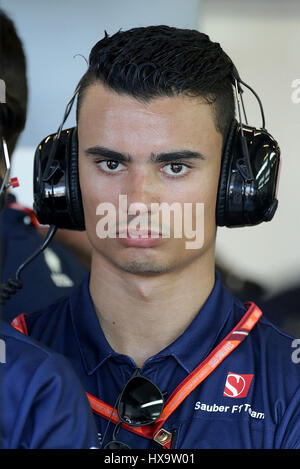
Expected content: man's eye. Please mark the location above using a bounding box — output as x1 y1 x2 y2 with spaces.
97 160 125 173
162 163 190 177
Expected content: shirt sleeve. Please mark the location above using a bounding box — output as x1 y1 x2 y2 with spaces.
13 352 99 449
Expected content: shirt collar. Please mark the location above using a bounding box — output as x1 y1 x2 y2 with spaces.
70 271 243 375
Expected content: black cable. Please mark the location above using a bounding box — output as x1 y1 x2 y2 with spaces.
240 93 248 125
237 77 266 129
0 225 57 306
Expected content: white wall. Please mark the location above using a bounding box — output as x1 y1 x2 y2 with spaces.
201 0 300 295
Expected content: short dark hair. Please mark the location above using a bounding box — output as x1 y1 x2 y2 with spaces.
76 25 235 139
0 9 28 155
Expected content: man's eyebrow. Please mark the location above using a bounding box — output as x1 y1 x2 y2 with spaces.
152 150 206 163
84 146 206 163
85 146 131 162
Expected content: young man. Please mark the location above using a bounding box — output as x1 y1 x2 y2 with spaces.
13 26 300 449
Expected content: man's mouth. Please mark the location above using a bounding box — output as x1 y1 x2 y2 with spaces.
117 229 162 239
116 229 164 247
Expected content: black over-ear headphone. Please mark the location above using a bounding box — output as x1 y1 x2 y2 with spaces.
33 76 281 230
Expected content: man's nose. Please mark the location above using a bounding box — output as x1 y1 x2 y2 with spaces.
124 168 160 211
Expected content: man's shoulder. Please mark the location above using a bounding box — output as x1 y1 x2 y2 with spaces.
11 293 72 340
231 293 297 349
229 294 300 372
1 321 80 393
2 320 88 405
2 320 53 357
256 311 297 345
2 320 68 365
251 309 300 375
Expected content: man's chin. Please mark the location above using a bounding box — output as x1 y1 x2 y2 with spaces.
118 260 172 275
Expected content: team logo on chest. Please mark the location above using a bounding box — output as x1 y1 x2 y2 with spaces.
223 372 254 398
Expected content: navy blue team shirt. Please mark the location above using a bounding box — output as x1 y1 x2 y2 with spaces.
0 321 99 449
14 272 300 449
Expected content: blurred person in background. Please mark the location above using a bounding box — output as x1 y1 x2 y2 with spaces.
0 9 91 323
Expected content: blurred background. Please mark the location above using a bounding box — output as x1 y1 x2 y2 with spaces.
1 0 300 304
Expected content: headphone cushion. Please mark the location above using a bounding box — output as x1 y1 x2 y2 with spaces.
67 128 85 230
216 120 238 226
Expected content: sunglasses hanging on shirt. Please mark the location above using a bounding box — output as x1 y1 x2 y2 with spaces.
102 370 167 449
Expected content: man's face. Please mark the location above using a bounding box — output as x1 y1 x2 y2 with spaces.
78 82 223 275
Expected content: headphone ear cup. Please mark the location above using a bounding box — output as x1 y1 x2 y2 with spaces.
66 127 85 230
216 119 238 226
33 127 85 230
216 120 280 228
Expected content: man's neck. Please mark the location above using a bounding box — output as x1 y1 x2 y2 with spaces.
89 251 215 368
